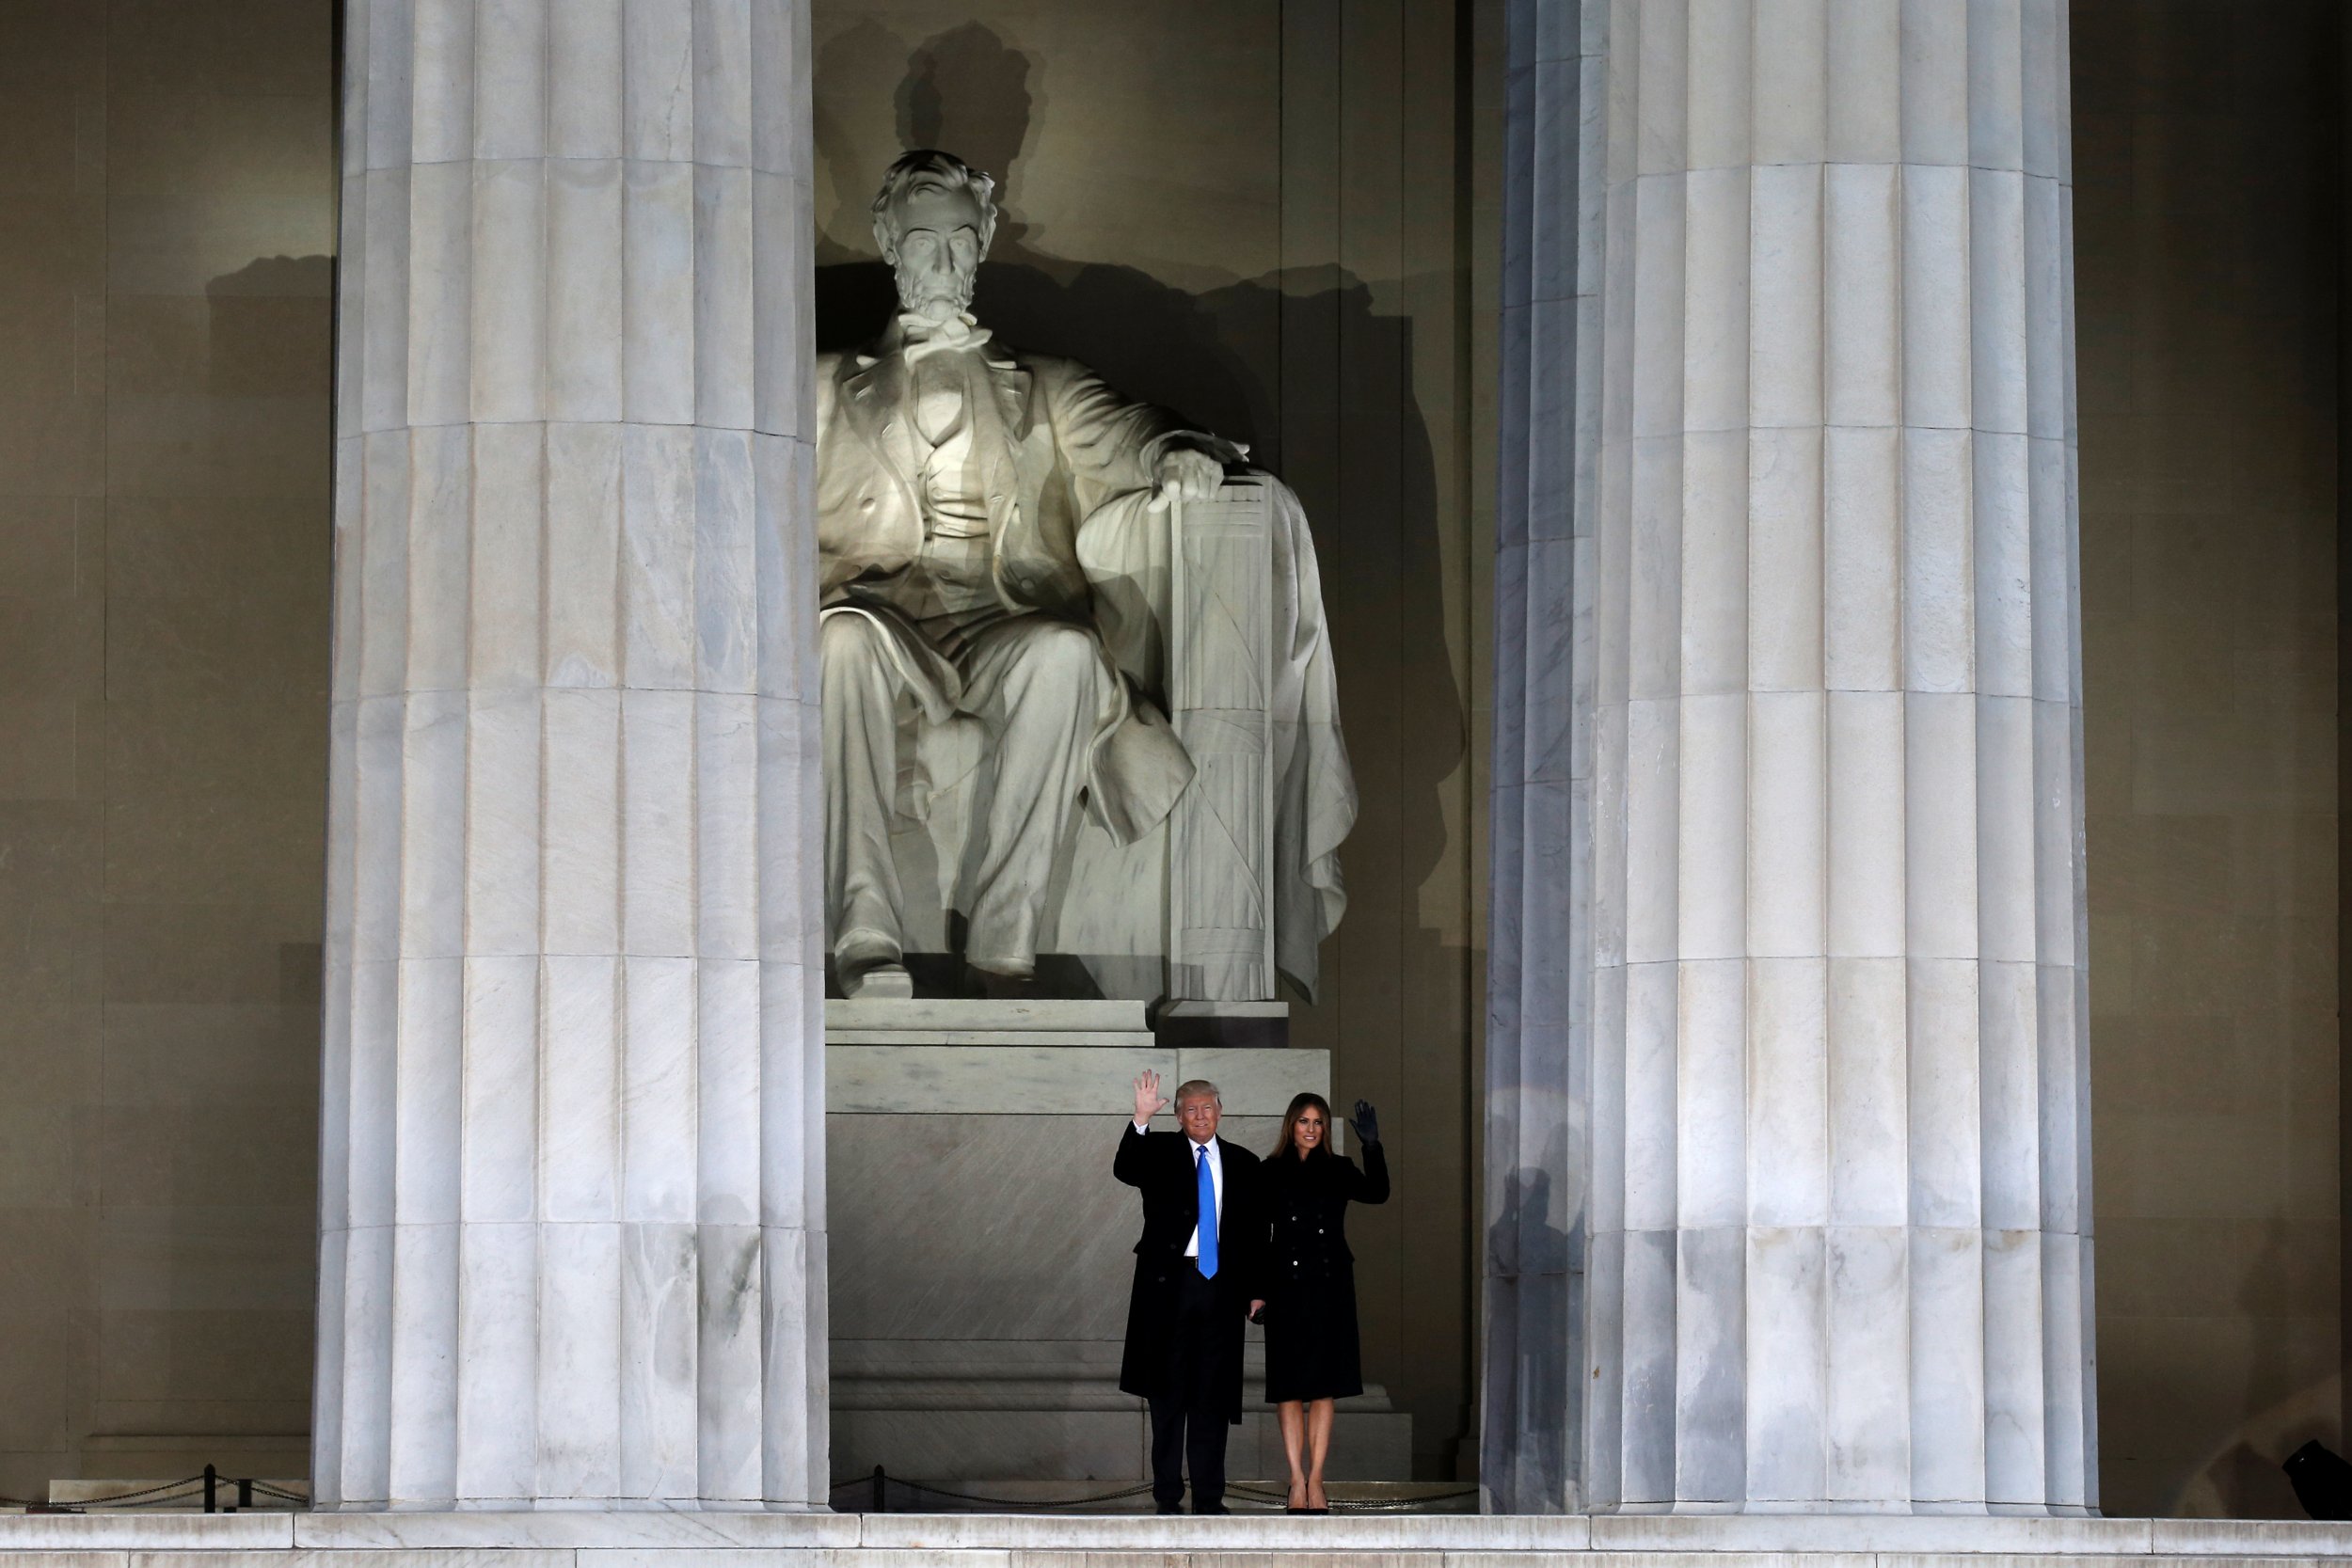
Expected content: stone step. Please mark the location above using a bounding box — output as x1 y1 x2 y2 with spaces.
846 1477 1475 1513
833 1407 1413 1493
825 1041 1327 1115
827 998 1152 1035
826 1029 1158 1046
831 1377 1399 1411
6 1510 2351 1557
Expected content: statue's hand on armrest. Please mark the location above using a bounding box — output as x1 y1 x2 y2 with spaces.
1146 434 1249 514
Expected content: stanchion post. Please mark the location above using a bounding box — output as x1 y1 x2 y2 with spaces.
236 1478 252 1511
871 1465 885 1513
202 1465 215 1513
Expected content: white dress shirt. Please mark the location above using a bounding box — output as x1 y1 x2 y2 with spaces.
1134 1121 1223 1258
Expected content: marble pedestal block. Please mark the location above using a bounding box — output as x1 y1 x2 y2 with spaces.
823 999 1409 1485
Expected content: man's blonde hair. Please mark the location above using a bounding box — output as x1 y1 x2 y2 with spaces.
1173 1079 1221 1109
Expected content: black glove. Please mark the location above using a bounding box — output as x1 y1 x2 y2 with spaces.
1351 1099 1380 1146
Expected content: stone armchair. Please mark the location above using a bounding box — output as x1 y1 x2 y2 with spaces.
882 474 1288 1003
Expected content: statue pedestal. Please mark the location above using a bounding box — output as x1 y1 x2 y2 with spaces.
824 999 1410 1487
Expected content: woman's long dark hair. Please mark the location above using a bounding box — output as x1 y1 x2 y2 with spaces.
1270 1091 1335 1160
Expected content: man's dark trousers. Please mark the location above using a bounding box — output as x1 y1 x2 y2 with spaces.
1148 1262 1233 1511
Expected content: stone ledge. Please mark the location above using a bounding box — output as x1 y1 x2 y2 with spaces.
825 1032 1159 1048
1 1512 2349 1557
826 1001 1152 1034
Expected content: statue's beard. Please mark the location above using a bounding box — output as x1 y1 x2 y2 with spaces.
894 258 977 320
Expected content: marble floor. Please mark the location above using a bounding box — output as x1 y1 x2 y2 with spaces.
6 1509 2352 1565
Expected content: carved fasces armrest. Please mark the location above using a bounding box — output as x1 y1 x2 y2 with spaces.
1167 474 1275 1002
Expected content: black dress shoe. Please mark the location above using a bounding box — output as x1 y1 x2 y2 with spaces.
1193 1502 1229 1515
1154 1501 1183 1514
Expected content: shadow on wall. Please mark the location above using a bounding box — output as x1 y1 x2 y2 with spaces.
2167 1216 2341 1519
811 18 1468 918
209 252 335 398
1484 1163 1573 1506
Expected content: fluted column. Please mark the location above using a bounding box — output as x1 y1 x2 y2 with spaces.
1484 0 1601 1518
315 0 825 1510
1486 0 2094 1514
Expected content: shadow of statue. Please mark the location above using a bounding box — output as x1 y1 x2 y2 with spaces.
811 18 1468 966
2216 1213 2336 1517
813 21 1273 451
1483 1163 1576 1511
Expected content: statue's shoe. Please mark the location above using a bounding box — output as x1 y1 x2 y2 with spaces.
835 927 909 999
966 961 1038 1001
842 960 913 1000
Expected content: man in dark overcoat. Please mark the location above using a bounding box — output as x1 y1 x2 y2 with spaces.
1115 1069 1264 1514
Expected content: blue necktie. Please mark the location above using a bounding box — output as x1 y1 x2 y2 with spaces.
1196 1146 1219 1279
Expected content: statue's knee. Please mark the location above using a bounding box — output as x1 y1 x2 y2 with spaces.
1017 620 1103 681
820 613 882 669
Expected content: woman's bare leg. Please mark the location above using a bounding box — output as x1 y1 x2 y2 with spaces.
1278 1401 1308 1507
1305 1397 1336 1509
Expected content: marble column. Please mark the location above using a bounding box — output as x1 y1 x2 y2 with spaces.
1483 0 1600 1518
314 0 825 1510
1486 0 2095 1514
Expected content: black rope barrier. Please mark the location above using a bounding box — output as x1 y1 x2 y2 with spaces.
1 1469 321 1514
888 1478 1159 1511
0 1475 211 1511
13 1466 1468 1516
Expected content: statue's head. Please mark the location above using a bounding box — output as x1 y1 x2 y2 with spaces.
870 150 997 322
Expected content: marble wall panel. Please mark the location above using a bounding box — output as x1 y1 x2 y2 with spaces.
0 0 333 1505
2071 0 2344 1522
828 1114 1280 1344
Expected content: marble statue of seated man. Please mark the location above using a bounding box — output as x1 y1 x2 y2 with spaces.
817 149 1352 1001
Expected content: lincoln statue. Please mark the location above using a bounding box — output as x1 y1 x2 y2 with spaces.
817 149 1354 1001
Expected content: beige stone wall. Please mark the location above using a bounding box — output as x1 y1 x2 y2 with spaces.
0 0 333 1501
0 0 2339 1516
0 0 1496 1498
810 0 1497 1481
2073 0 2343 1520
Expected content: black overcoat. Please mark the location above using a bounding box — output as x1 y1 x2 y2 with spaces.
1113 1124 1263 1419
1261 1141 1390 1402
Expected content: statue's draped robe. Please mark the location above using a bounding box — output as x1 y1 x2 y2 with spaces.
815 328 1356 997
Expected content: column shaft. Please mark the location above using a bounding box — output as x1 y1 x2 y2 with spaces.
315 0 825 1510
1487 0 2094 1514
1485 0 1602 1517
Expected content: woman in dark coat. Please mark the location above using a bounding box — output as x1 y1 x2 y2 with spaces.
1258 1091 1389 1513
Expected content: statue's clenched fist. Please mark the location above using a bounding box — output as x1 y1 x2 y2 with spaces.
1133 1069 1170 1123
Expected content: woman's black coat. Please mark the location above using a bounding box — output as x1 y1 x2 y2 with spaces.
1259 1140 1390 1402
